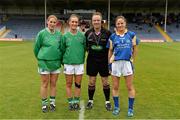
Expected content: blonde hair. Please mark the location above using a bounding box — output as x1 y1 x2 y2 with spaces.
47 15 57 21
68 14 79 22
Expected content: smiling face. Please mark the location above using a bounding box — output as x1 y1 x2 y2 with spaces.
92 15 102 29
115 16 127 32
47 16 57 31
69 16 79 31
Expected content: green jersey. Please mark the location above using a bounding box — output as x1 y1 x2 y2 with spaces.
61 31 86 64
33 28 62 70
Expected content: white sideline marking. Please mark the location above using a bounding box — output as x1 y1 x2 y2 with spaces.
79 100 85 120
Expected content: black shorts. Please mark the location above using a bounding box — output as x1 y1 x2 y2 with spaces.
86 56 109 77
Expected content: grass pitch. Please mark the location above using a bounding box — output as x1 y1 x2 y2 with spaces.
0 41 180 119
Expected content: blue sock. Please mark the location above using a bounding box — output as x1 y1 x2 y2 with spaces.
113 96 119 108
128 97 135 109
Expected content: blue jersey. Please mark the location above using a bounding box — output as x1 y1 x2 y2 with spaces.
107 30 140 61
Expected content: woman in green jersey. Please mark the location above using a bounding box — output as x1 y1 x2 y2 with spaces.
61 14 86 110
34 15 62 113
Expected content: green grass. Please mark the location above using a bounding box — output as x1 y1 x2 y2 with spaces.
0 41 180 119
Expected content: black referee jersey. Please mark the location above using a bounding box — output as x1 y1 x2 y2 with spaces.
85 27 111 59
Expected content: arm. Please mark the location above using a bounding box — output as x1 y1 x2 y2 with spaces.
108 39 114 64
84 31 89 52
83 34 86 51
33 32 42 59
60 35 66 56
132 45 138 62
132 36 139 62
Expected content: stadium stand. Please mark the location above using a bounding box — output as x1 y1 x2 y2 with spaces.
166 23 180 41
128 23 165 41
0 0 180 41
1 16 44 39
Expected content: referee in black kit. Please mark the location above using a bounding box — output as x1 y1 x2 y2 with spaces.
85 12 112 111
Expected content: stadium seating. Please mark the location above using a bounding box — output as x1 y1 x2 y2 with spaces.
128 23 165 40
2 16 44 39
110 23 165 41
166 23 180 41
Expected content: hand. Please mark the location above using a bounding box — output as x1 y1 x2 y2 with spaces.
108 63 112 73
130 58 134 63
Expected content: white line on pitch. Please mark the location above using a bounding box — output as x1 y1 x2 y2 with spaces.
79 100 85 120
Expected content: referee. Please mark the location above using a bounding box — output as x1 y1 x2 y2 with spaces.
85 12 112 111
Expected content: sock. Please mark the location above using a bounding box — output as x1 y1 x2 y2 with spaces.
105 101 110 104
88 100 93 103
42 98 48 106
88 85 95 100
74 97 80 103
67 97 73 104
50 96 55 105
113 96 119 108
128 97 135 109
103 85 110 101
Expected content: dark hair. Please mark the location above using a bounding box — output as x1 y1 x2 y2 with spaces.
115 15 127 24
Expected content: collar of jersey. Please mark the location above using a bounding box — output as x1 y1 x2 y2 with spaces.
116 29 128 35
46 28 55 34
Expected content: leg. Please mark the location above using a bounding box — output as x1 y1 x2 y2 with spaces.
65 74 73 99
86 76 96 109
74 74 83 110
74 74 83 97
50 73 59 97
40 74 49 100
124 75 135 117
112 76 120 97
101 76 110 101
88 76 96 100
101 76 112 111
49 73 59 111
40 74 49 112
125 75 135 98
65 74 74 110
112 75 120 115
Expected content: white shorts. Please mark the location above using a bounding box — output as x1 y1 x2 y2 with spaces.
64 64 84 75
38 68 60 74
111 60 133 77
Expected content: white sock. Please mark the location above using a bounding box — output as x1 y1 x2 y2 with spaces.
88 100 93 103
105 101 110 104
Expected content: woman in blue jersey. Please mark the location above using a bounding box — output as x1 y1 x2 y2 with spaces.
107 16 139 116
34 15 62 113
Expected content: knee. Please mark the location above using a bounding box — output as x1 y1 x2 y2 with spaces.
66 81 72 88
50 81 56 88
42 81 49 88
127 85 135 92
88 85 95 90
113 85 119 91
113 86 118 91
89 80 96 86
103 84 110 89
102 77 109 85
75 82 81 89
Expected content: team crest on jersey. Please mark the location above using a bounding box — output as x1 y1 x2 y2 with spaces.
126 39 131 43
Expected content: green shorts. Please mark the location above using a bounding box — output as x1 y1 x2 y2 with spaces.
38 60 60 71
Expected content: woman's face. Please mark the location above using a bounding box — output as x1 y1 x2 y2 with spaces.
69 16 79 31
116 18 126 32
47 17 57 31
